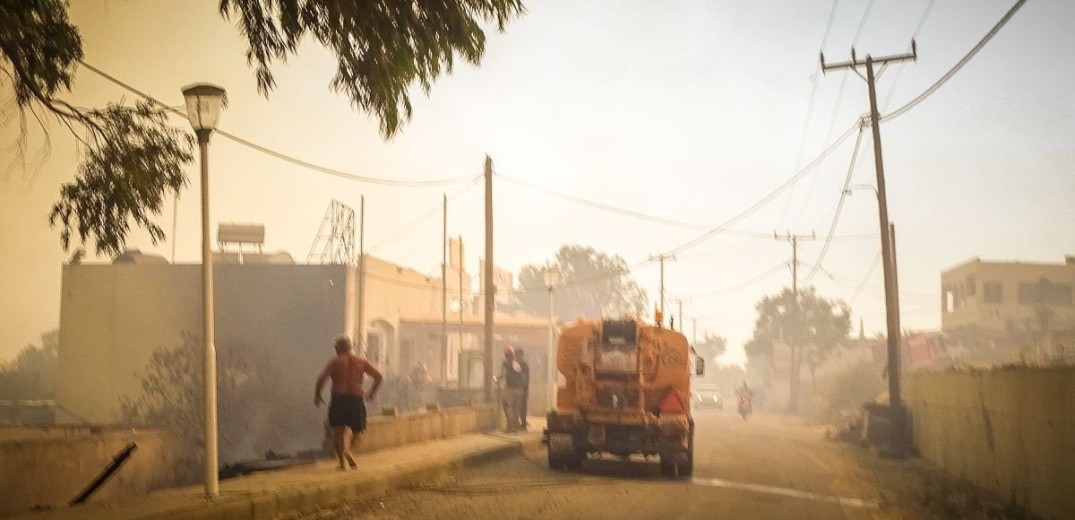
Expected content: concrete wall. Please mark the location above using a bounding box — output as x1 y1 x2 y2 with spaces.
55 263 350 461
360 405 498 453
908 367 1075 520
0 427 179 516
0 405 497 517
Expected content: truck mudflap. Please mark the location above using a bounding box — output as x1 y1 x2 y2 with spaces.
658 413 690 449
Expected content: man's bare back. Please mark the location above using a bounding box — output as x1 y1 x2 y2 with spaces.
317 353 381 397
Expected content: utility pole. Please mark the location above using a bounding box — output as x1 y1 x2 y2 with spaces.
774 231 815 412
442 193 448 384
692 317 697 344
673 298 685 333
483 156 495 404
890 222 902 374
357 195 366 355
822 43 916 454
649 254 675 325
458 236 465 381
544 267 561 412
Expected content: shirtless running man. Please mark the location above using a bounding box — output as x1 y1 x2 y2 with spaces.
315 335 383 470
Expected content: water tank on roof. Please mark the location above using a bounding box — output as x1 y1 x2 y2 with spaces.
112 249 169 264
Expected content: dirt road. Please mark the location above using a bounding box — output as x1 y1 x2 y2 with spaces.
278 409 985 519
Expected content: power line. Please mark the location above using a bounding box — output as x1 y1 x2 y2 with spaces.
882 0 1028 123
790 0 873 224
671 263 788 299
820 0 842 50
881 0 940 112
662 120 861 257
804 121 867 281
366 177 481 252
852 0 875 45
77 60 476 187
850 249 882 304
497 174 724 231
500 174 862 239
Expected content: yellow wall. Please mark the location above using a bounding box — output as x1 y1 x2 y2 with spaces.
909 368 1075 520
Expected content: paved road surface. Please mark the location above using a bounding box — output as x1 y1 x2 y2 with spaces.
280 409 938 519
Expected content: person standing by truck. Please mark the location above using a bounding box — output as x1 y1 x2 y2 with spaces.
498 346 526 432
514 348 531 431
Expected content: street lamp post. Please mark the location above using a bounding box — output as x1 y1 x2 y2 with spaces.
181 83 227 499
544 269 560 412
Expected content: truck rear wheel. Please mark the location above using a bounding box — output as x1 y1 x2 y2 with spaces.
660 424 694 478
548 433 583 470
680 425 695 477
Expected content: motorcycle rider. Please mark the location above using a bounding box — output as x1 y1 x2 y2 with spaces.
736 381 754 417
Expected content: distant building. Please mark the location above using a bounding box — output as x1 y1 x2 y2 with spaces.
54 238 547 461
941 255 1075 361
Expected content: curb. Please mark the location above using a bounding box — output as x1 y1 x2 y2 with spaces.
152 433 542 520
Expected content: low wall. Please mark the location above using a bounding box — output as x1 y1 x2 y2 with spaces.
0 405 498 517
907 367 1075 520
360 404 498 453
0 426 181 517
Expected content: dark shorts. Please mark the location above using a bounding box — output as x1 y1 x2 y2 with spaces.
328 393 367 431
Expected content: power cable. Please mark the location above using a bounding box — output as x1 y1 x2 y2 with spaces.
499 174 863 240
881 0 939 112
852 0 875 45
670 263 788 298
850 250 881 304
791 0 873 223
497 174 723 232
803 121 867 281
820 0 842 50
882 0 1027 123
366 177 481 253
77 60 476 187
662 120 861 257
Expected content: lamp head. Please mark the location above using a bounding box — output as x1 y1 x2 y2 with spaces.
181 83 228 133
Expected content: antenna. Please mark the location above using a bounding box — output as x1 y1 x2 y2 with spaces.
307 200 356 265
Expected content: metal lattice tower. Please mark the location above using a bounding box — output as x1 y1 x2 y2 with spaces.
307 200 356 265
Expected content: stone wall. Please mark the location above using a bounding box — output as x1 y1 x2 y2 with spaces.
907 367 1075 520
0 405 498 517
0 426 180 517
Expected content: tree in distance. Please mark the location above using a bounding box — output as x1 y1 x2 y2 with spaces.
745 286 850 411
516 245 648 323
0 0 525 255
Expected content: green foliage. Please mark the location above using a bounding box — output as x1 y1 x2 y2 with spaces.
746 286 851 367
48 101 194 255
219 0 525 137
2 0 523 254
0 329 59 400
515 245 648 322
0 0 81 104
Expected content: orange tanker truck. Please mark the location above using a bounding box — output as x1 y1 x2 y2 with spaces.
544 317 704 477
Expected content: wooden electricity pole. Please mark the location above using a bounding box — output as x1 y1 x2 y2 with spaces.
823 43 916 452
483 156 495 403
774 231 814 412
442 193 448 384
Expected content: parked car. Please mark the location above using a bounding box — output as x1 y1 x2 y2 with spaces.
692 383 723 409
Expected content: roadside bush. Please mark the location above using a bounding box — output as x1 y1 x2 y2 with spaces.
821 361 884 416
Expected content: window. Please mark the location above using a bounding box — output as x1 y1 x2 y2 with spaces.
983 282 1003 304
964 274 976 297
